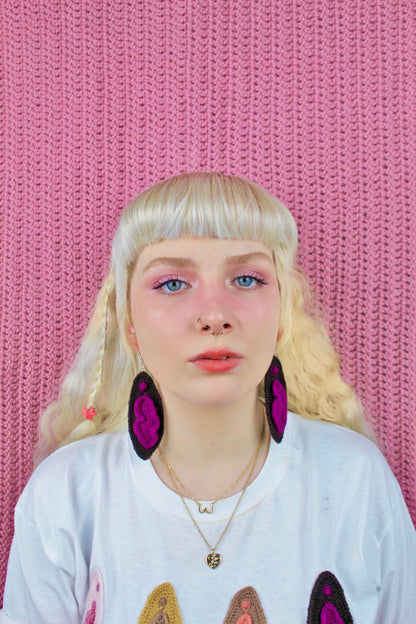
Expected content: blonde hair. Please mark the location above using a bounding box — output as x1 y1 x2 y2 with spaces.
35 172 372 463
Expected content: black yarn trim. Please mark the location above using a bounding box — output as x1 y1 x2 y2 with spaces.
307 571 354 624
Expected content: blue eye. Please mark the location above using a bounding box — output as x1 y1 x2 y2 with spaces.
162 279 185 292
153 276 190 293
236 275 257 288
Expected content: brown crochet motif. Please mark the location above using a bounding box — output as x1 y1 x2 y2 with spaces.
222 586 267 624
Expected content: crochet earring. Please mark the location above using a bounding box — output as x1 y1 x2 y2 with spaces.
128 356 165 460
264 355 287 443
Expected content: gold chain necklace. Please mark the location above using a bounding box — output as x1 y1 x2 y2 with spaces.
158 415 266 569
159 427 263 514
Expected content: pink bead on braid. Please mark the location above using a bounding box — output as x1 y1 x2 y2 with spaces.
82 407 97 421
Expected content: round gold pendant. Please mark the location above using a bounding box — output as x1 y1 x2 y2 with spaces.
205 552 222 569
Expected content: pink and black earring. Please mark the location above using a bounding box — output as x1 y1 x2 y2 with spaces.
128 371 164 460
128 355 286 458
264 355 287 443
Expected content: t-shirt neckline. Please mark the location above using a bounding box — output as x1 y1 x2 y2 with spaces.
128 412 294 521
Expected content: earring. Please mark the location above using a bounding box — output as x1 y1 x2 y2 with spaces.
128 371 164 460
264 355 287 443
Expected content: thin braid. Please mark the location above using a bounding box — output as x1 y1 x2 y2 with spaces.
82 272 112 421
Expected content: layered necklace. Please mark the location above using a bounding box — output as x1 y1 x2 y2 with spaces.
158 410 266 569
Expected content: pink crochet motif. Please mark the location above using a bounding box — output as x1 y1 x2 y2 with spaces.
81 569 104 624
84 601 96 624
133 395 160 449
320 602 344 624
271 379 287 437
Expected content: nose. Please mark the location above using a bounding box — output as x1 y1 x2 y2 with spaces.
197 318 232 336
194 279 234 336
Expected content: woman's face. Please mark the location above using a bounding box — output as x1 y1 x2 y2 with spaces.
127 238 280 410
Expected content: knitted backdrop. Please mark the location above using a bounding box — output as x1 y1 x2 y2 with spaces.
1 0 415 601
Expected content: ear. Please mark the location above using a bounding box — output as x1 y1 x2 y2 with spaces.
126 325 139 352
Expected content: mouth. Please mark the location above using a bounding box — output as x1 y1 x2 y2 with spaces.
190 349 242 362
190 350 243 372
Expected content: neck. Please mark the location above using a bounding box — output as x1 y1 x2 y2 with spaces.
151 391 270 500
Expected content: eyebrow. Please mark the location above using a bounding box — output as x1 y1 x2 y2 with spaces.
142 252 273 272
226 252 274 265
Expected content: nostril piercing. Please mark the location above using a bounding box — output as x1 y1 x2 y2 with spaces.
197 318 210 330
197 318 225 336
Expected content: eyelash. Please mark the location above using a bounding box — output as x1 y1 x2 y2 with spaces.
153 272 267 293
153 275 190 293
233 273 267 288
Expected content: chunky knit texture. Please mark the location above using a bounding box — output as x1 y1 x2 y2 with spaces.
1 0 415 601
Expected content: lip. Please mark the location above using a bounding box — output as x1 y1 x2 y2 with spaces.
190 349 243 361
190 349 243 373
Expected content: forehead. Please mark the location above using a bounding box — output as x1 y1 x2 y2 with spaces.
134 238 275 271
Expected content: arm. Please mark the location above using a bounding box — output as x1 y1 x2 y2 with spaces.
1 506 84 624
374 493 416 623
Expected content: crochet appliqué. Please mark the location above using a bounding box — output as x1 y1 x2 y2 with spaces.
82 569 105 624
307 571 354 624
138 572 353 623
223 587 267 623
137 585 266 623
137 583 183 623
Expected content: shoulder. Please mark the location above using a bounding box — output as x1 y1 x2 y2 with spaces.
286 412 406 514
288 413 408 532
35 426 128 481
288 410 385 466
16 428 128 521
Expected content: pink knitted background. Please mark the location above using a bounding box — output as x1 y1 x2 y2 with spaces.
1 0 415 601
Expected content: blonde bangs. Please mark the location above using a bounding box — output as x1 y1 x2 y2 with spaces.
114 172 297 268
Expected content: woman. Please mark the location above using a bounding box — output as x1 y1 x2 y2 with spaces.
1 172 415 623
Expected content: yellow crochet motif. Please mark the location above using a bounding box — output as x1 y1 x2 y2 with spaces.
137 583 183 624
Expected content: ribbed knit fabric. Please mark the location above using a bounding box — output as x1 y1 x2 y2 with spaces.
1 0 415 602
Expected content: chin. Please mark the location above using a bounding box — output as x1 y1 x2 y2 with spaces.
188 383 258 409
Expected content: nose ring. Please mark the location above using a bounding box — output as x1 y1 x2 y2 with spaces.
197 318 224 336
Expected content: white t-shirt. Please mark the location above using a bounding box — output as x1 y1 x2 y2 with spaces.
1 411 415 623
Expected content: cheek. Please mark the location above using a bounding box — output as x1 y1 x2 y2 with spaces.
250 292 281 345
133 299 185 350
152 302 188 328
236 290 280 324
